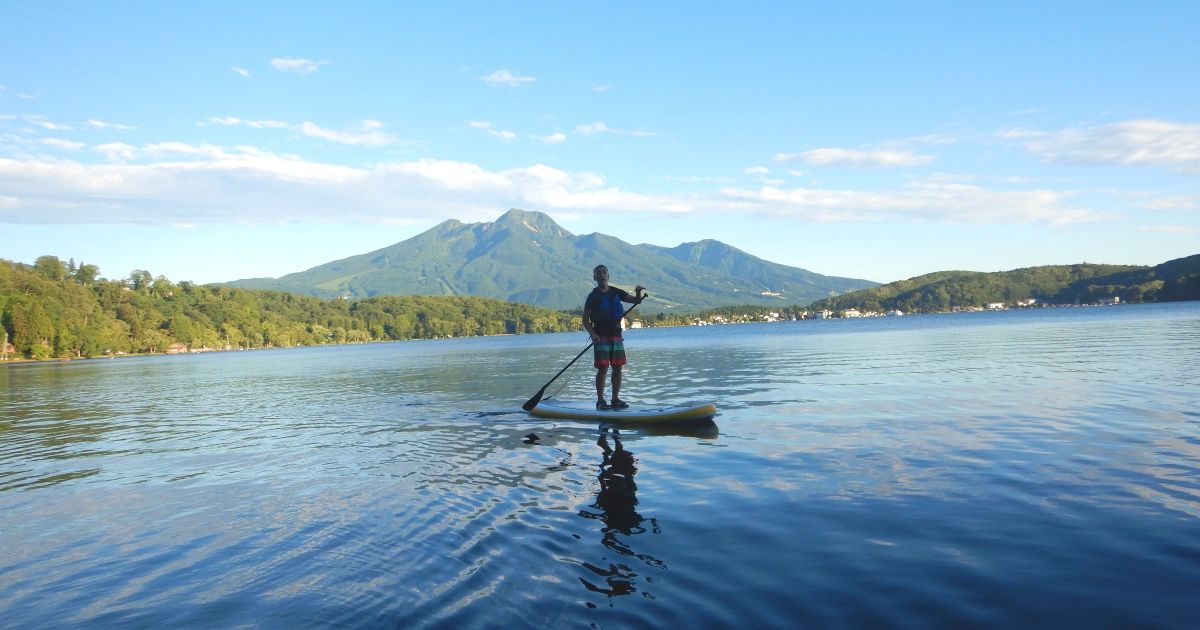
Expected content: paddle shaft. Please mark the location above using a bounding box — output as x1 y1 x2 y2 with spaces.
522 294 644 411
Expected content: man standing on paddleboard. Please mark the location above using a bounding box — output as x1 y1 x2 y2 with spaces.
583 265 646 410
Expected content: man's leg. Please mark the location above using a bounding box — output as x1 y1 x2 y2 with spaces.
595 366 608 401
611 365 622 402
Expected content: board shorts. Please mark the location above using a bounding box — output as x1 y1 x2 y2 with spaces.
593 336 627 368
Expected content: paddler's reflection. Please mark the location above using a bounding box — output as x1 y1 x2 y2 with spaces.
594 429 644 536
577 428 663 602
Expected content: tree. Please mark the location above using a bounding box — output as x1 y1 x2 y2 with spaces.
129 270 153 291
74 263 100 285
34 256 68 281
11 300 54 359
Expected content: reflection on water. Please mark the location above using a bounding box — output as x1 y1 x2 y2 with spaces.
576 429 663 603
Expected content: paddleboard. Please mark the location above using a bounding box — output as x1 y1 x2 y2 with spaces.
529 398 717 423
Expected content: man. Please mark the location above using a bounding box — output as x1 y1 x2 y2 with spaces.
582 265 646 410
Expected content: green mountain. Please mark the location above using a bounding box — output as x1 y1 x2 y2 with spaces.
225 209 878 311
806 254 1200 314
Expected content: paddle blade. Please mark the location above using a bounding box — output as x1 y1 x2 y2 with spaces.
522 387 547 411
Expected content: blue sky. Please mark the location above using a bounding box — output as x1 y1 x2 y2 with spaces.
2 2 1197 285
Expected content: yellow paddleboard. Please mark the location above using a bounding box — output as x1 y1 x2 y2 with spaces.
529 399 718 423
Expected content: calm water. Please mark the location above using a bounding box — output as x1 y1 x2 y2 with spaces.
2 303 1199 628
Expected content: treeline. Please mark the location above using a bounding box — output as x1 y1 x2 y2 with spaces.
1 257 579 360
807 256 1200 315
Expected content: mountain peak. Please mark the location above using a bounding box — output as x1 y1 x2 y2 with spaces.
493 208 571 237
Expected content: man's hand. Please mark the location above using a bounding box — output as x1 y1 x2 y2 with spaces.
634 285 647 302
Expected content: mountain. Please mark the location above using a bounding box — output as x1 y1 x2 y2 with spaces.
225 209 878 311
806 254 1200 313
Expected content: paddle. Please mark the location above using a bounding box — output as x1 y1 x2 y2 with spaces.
522 290 646 411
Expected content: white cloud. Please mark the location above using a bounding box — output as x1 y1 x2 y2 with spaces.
1142 195 1200 210
468 121 517 142
32 120 72 131
95 142 137 162
575 121 658 137
743 166 770 175
87 119 135 130
656 174 737 184
481 69 536 87
205 116 242 126
40 138 86 151
575 122 614 136
0 145 1101 228
232 66 251 77
717 179 1098 225
773 147 935 167
247 119 290 129
299 120 396 146
202 116 290 129
1008 119 1200 173
592 84 614 93
270 58 325 74
537 132 567 145
1137 226 1199 234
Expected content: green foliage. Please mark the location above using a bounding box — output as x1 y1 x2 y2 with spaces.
806 256 1200 314
0 258 579 360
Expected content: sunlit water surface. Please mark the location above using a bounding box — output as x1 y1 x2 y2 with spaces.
2 303 1199 628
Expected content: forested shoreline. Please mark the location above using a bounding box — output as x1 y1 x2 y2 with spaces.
5 253 1198 361
1 257 579 361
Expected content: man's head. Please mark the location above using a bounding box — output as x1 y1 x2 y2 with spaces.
593 265 609 285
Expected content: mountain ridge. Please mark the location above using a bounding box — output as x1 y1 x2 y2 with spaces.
225 208 878 311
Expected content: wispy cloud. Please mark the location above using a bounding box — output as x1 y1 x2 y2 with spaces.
199 116 392 144
592 84 614 93
0 145 1099 228
1137 225 1198 234
575 122 614 136
468 121 517 142
299 120 396 147
574 121 659 138
30 119 72 131
773 147 935 168
743 166 770 175
88 119 135 131
537 132 566 145
94 142 137 162
200 116 288 129
1004 119 1200 173
270 57 326 74
1142 195 1200 210
232 66 251 77
718 178 1098 225
480 69 536 87
39 138 85 151
655 174 737 185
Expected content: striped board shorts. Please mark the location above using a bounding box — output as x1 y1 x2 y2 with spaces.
593 336 627 367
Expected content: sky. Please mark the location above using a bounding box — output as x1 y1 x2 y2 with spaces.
2 1 1198 285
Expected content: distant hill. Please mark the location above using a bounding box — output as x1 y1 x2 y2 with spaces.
225 209 878 312
807 254 1200 313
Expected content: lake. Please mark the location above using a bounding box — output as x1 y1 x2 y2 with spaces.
2 302 1198 628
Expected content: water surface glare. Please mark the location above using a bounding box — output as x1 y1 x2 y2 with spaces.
2 303 1199 628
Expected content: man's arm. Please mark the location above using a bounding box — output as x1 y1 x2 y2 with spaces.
582 309 599 342
622 285 647 304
